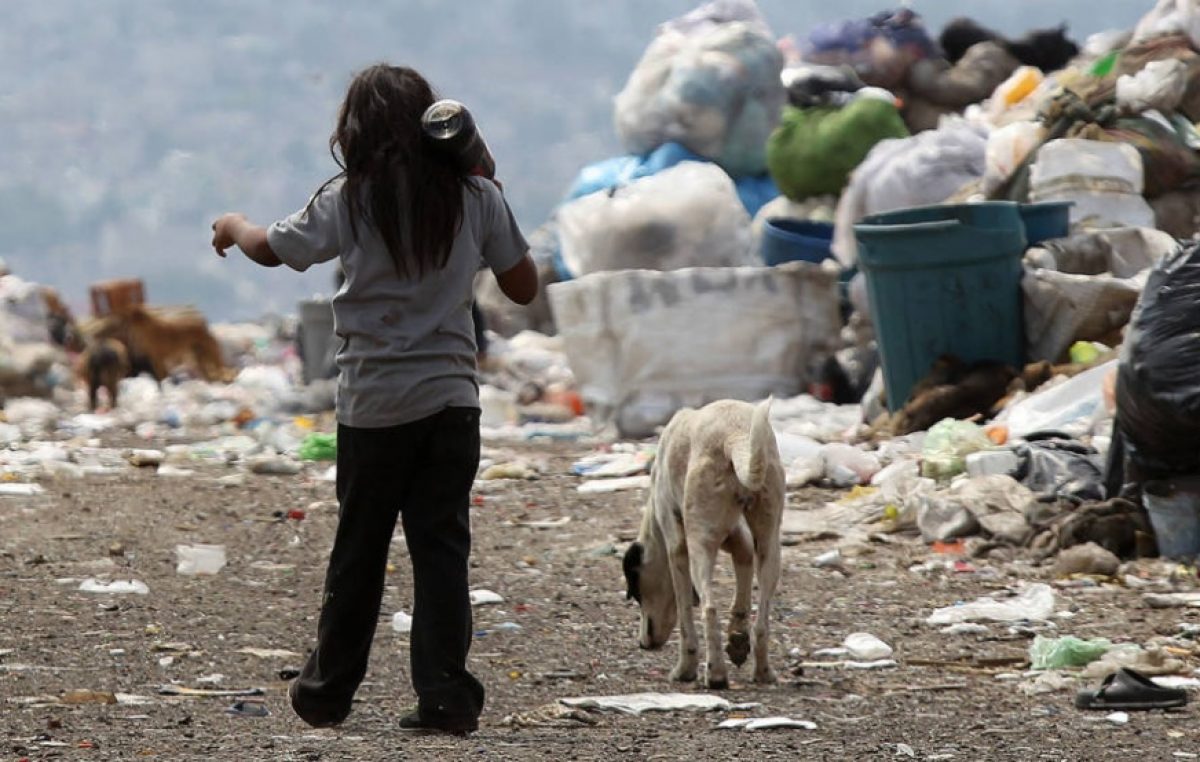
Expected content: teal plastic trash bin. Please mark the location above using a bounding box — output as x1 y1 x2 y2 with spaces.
854 202 1026 412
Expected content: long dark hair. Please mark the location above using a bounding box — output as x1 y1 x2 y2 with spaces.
321 64 473 278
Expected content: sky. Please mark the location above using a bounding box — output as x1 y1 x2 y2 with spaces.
0 1 1154 321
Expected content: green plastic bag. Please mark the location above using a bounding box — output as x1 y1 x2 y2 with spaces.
766 98 909 202
299 433 337 462
920 418 992 480
1029 635 1111 670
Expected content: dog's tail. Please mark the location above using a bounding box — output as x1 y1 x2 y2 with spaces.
731 397 774 493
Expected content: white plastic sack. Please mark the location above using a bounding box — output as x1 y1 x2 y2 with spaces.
614 21 785 176
557 162 755 278
1023 228 1176 363
548 264 840 437
983 121 1045 196
1132 0 1200 50
0 276 51 345
1029 139 1155 230
999 360 1118 441
916 474 1035 544
1117 59 1189 114
927 583 1056 625
832 120 988 266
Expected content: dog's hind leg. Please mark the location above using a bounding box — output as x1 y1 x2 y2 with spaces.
688 528 729 690
666 539 699 683
749 513 782 684
723 521 753 668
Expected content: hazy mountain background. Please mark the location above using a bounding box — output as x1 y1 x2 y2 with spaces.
0 1 1150 320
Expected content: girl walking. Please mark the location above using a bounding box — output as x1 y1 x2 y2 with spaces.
211 64 536 734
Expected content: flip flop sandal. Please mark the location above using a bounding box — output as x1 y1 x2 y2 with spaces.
1075 667 1188 711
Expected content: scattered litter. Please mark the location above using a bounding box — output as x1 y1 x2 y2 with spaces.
896 744 917 758
843 632 894 661
1153 676 1200 690
469 589 504 606
559 693 759 715
236 648 300 659
61 689 117 705
226 700 270 718
392 611 413 634
480 462 539 481
501 702 600 728
718 717 818 731
577 475 651 494
115 693 154 706
297 433 336 461
156 464 196 477
157 685 265 698
800 659 898 670
175 544 227 576
247 456 302 476
1106 711 1130 725
512 517 571 529
78 578 149 595
0 483 45 497
571 449 654 478
813 549 843 569
927 584 1056 625
940 623 989 636
1145 592 1200 609
1021 671 1077 696
127 449 165 467
1030 636 1111 670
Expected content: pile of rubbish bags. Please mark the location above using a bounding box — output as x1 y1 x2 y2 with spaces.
465 0 1200 564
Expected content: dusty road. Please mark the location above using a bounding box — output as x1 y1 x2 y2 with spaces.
2 437 1198 761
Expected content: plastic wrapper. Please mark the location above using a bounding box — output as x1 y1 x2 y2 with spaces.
920 419 993 480
1013 436 1105 503
927 583 1056 625
983 121 1046 196
1117 58 1189 114
614 19 785 177
1029 636 1111 670
556 162 756 278
1117 240 1200 477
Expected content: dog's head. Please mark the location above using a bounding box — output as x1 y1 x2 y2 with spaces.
623 536 696 651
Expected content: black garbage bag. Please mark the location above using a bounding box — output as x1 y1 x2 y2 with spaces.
1012 434 1105 503
1116 239 1200 478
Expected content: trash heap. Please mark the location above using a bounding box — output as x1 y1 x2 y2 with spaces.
471 0 1200 571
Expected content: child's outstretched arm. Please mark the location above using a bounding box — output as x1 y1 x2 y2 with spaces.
212 213 282 268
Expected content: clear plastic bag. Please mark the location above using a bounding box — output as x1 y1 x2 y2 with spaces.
556 162 756 277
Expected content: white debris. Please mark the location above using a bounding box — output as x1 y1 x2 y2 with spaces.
175 544 227 576
78 579 149 595
558 693 759 715
718 717 817 731
844 632 894 661
392 611 413 634
577 475 651 494
469 589 505 606
927 584 1056 625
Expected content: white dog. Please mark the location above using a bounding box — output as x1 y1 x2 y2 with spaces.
622 398 785 688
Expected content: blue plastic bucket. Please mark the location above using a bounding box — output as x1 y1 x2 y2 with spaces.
854 202 1027 411
761 219 834 266
1019 202 1072 246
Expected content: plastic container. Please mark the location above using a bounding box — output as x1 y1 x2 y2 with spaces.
1019 202 1072 246
175 544 227 576
1144 478 1200 559
760 219 834 266
854 202 1026 412
298 299 336 385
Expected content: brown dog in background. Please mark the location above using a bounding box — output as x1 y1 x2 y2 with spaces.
79 338 130 411
123 305 229 382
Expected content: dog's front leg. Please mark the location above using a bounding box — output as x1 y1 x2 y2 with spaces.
689 533 728 689
666 542 699 683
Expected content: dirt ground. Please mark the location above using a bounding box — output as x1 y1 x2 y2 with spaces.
3 435 1200 761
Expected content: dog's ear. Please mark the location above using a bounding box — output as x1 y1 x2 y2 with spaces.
622 542 643 602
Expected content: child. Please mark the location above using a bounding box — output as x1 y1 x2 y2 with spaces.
211 64 537 734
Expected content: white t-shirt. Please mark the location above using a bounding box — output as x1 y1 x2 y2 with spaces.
268 176 528 428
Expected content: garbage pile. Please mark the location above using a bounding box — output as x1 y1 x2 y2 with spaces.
467 0 1200 572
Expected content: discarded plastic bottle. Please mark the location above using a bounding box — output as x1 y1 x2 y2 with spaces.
421 100 496 179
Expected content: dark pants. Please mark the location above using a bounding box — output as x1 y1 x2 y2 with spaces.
291 408 485 725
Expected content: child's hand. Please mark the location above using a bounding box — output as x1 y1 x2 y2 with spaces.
211 213 247 257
